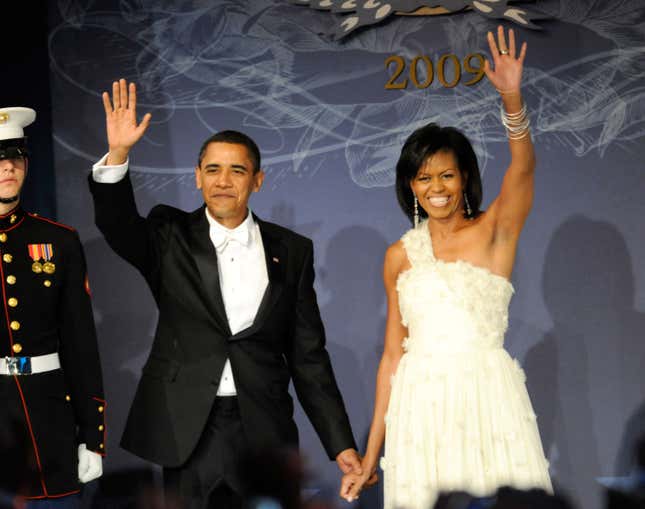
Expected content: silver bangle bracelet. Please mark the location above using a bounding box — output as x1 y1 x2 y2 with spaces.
507 129 531 140
504 119 531 132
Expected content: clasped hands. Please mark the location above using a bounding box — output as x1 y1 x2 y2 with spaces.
336 449 378 502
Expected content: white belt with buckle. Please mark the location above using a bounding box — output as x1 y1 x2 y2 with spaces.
0 353 61 375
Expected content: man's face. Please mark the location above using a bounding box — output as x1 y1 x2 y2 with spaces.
195 142 264 228
0 156 26 201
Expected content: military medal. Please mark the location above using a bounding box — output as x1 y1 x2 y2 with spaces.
42 244 55 273
28 243 55 274
28 244 43 272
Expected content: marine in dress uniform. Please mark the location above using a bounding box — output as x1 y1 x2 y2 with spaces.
0 107 106 506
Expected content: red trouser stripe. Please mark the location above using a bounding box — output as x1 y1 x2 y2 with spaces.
13 376 49 496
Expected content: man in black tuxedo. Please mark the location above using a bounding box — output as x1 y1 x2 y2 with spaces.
88 79 363 508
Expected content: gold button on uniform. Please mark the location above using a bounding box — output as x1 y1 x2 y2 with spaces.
0 233 6 243
98 406 104 413
6 275 16 285
65 395 71 401
10 321 20 331
3 254 12 263
12 343 22 354
99 443 104 450
9 214 17 224
44 280 51 287
8 297 17 307
98 425 104 431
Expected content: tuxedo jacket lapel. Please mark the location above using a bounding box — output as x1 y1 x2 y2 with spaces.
231 217 286 341
257 219 286 322
186 207 232 336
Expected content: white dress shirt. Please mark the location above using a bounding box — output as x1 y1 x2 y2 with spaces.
205 209 268 395
92 155 269 395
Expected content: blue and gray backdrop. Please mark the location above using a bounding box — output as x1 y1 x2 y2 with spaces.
47 2 645 508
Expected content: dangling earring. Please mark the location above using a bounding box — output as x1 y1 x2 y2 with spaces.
414 195 419 227
463 191 472 218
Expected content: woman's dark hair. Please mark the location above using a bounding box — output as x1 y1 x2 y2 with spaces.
395 123 482 224
197 130 261 173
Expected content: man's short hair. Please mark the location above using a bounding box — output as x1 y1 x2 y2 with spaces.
197 130 261 173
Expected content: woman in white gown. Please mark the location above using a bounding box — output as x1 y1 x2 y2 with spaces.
340 27 552 509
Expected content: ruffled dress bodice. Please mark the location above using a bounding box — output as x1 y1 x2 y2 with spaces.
397 220 514 355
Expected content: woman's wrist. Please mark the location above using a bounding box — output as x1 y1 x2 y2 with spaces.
362 452 378 474
496 88 521 96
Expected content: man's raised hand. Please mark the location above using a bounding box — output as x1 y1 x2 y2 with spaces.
102 78 151 165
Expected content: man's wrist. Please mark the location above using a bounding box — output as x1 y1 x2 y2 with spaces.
107 148 129 165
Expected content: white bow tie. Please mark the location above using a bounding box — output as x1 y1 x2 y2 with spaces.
213 227 250 252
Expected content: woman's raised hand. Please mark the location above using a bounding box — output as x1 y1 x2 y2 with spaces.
484 26 527 95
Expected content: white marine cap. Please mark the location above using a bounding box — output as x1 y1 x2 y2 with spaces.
0 107 36 141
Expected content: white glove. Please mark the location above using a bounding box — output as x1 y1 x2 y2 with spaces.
78 443 103 483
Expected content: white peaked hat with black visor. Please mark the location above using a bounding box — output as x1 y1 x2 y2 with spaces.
0 107 36 160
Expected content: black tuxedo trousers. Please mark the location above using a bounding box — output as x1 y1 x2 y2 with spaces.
163 396 245 508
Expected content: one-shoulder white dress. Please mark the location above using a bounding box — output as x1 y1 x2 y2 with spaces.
382 222 552 509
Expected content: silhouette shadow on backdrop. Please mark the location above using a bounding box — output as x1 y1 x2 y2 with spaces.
80 235 162 509
525 215 645 509
617 403 645 477
265 211 389 509
318 225 389 509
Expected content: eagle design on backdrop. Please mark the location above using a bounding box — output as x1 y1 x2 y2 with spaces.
288 0 548 39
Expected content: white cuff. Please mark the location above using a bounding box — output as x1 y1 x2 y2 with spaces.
92 153 129 183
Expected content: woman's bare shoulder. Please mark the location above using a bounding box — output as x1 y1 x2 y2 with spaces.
383 239 409 283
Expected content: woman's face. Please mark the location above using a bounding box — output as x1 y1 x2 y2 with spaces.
410 149 465 222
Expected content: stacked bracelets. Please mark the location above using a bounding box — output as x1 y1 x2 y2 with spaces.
500 100 530 140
